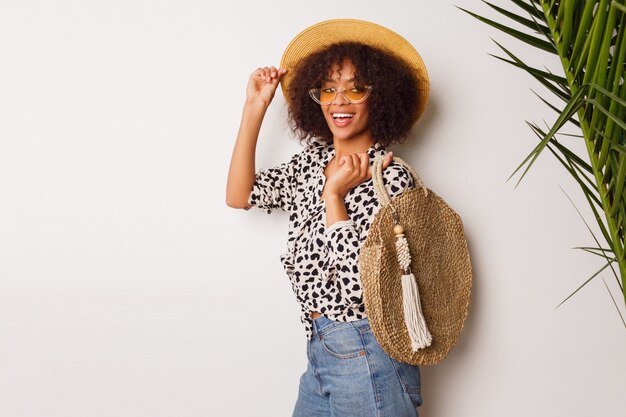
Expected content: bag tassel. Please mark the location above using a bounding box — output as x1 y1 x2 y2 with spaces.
394 224 432 351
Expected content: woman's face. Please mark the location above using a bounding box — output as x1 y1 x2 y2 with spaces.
320 59 371 144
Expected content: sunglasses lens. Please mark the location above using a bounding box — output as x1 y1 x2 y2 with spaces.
343 87 369 102
309 86 371 105
318 88 337 104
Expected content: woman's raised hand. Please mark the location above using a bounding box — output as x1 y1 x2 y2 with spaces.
324 151 394 199
246 66 288 106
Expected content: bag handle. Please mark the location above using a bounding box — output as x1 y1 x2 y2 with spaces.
371 155 428 207
370 155 433 350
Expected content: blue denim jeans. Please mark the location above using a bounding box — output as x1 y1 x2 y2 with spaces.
292 315 423 417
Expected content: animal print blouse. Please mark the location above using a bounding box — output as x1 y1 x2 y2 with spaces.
245 139 415 340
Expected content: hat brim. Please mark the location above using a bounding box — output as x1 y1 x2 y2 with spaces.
280 19 430 124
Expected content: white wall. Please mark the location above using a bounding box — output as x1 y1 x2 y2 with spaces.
1 1 624 416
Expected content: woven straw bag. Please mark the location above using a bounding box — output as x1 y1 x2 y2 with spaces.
359 156 472 365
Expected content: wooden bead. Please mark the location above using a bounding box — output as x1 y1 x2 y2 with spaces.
394 224 404 235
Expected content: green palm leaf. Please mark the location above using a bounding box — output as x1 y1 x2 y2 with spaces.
461 0 626 318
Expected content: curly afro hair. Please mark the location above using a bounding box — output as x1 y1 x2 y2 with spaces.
286 42 421 147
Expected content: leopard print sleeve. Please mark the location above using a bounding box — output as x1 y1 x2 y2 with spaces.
245 151 300 214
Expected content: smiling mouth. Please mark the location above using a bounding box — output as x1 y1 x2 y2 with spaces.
332 113 355 119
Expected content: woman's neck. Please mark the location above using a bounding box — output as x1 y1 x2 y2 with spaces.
332 136 375 160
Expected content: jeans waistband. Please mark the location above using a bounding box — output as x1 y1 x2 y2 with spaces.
311 314 370 336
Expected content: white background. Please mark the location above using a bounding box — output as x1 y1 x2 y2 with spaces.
1 1 625 416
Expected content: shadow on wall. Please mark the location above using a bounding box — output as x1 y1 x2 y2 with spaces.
419 225 481 417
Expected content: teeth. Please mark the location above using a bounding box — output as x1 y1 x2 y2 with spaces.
332 113 354 119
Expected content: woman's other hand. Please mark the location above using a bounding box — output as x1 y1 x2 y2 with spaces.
226 66 287 209
323 151 394 200
246 66 288 106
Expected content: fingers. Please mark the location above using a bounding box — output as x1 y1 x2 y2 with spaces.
330 151 394 197
345 152 393 180
338 154 358 174
355 152 369 179
350 154 362 176
342 152 393 169
341 153 369 184
253 66 288 83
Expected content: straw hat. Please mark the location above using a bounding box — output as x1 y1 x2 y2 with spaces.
279 19 430 123
359 156 473 365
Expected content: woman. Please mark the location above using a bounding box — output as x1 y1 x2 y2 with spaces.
226 19 429 417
